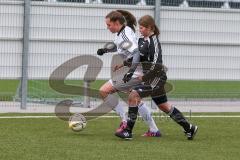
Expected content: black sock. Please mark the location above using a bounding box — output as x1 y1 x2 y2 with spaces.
127 107 138 133
169 107 191 132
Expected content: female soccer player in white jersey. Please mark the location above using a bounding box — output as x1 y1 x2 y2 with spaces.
115 15 198 140
97 10 161 137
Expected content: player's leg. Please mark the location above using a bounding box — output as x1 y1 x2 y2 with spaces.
134 85 161 137
153 96 198 140
138 102 161 137
115 84 161 139
115 89 140 139
112 77 161 134
99 81 128 126
105 74 143 126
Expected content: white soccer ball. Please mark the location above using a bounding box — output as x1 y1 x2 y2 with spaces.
68 113 87 132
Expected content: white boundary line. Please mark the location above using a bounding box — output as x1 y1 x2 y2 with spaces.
1 115 240 119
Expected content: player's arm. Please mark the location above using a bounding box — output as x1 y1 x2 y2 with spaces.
97 42 117 56
120 28 141 83
122 49 140 83
113 63 124 72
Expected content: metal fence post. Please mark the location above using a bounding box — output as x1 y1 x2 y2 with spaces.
84 81 91 108
154 0 161 29
21 0 31 109
153 0 161 109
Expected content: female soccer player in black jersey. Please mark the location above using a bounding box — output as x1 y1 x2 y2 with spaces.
115 15 198 140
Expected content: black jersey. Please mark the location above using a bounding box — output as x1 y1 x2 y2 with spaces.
138 34 167 88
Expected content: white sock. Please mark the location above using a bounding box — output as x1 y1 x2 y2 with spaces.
114 102 127 122
104 94 126 122
138 102 159 132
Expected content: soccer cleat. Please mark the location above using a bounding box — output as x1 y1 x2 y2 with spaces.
116 121 127 133
142 130 162 137
115 129 133 140
184 124 198 140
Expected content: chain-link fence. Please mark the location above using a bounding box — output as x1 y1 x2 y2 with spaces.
30 0 240 9
1 0 240 112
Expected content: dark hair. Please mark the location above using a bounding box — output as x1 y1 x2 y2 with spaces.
138 15 160 36
106 10 137 32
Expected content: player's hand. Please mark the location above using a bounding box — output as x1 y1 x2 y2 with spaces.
113 64 123 72
123 59 132 67
97 48 108 56
137 76 143 81
122 72 133 83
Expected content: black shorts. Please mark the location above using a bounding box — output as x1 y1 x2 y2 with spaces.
151 95 168 105
132 82 168 105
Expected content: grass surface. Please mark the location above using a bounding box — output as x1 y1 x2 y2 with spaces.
0 113 240 160
0 80 19 101
0 80 240 101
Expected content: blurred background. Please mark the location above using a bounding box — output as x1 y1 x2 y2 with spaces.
0 0 240 112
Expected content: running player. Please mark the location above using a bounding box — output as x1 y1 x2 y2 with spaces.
97 10 161 137
115 15 198 140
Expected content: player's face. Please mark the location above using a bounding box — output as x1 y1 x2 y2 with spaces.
139 25 151 37
105 18 119 33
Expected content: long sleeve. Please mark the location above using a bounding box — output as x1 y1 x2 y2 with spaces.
128 48 140 73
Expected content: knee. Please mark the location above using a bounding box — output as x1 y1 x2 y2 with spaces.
99 87 109 99
128 90 141 106
158 102 172 113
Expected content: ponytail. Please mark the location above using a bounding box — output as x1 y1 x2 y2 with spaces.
116 10 137 32
154 24 160 36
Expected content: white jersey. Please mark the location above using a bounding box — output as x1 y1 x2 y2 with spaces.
113 26 143 77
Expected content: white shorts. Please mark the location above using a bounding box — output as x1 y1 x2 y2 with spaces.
109 74 142 92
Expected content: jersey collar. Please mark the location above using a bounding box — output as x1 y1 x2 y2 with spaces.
117 25 126 36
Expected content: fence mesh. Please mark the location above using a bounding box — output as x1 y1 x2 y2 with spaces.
0 0 240 112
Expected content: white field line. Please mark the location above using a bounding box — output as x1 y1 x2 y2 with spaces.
1 115 240 119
